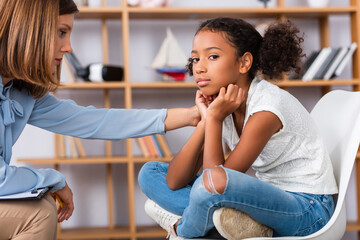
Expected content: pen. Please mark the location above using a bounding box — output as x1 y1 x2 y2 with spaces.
55 195 63 208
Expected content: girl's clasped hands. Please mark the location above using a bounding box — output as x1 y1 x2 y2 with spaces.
196 83 245 123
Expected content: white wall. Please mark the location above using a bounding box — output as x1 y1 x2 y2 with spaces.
11 0 359 239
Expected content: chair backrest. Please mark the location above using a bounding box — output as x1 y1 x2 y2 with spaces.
245 90 360 240
304 90 360 239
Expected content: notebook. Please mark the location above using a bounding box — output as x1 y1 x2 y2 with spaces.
0 187 50 200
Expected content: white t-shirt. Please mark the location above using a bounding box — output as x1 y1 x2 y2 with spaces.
222 78 338 194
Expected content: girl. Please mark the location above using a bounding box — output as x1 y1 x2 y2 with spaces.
139 17 338 239
0 1 199 239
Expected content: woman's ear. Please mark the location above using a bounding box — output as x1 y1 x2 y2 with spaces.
239 52 253 74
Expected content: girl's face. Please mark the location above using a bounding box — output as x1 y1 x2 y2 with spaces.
191 30 242 97
53 14 74 73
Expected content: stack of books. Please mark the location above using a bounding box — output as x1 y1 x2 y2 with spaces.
135 134 172 158
300 42 357 81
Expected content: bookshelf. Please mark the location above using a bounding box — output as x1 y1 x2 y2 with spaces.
17 0 360 239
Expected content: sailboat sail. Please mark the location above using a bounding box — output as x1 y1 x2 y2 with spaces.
152 27 188 68
151 27 188 80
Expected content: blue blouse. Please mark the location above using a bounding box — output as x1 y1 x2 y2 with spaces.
0 76 167 196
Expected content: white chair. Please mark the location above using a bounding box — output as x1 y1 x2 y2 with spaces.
243 90 360 240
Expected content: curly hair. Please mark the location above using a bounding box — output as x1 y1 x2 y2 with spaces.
186 17 304 80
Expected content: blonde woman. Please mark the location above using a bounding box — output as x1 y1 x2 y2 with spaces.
0 1 199 239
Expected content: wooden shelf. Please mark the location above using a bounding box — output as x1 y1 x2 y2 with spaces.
132 79 360 88
23 1 360 239
128 6 357 19
135 225 167 238
76 6 357 20
76 7 123 19
57 225 166 239
59 79 360 90
347 221 360 232
17 156 173 164
57 222 360 238
58 226 131 239
131 81 197 88
59 81 126 89
271 79 360 87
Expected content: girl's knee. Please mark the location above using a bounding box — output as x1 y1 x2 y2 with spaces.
138 161 165 194
138 162 157 186
202 167 227 194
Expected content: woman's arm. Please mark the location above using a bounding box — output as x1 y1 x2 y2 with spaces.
29 93 199 139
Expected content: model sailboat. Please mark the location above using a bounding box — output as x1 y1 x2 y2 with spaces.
151 27 188 81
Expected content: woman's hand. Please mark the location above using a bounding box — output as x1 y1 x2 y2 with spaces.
207 84 245 122
195 90 217 122
52 182 74 222
195 90 208 121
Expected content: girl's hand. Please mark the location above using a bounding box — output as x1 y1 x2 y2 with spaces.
207 84 245 122
53 182 74 222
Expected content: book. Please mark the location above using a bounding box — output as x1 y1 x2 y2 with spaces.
135 135 170 158
141 136 155 157
323 47 348 80
144 136 158 157
136 138 150 157
151 135 164 157
295 50 320 79
333 42 358 77
302 51 320 73
302 47 332 81
313 48 341 79
0 187 50 200
67 136 78 158
74 137 86 157
156 134 172 157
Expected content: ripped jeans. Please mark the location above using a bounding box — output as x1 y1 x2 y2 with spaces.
138 161 335 238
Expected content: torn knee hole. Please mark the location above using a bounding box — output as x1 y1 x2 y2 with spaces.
203 167 227 194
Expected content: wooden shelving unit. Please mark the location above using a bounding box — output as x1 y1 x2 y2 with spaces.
18 0 360 239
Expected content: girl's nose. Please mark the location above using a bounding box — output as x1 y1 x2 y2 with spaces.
195 61 206 74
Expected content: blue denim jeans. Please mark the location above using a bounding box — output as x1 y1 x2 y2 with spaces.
138 161 335 238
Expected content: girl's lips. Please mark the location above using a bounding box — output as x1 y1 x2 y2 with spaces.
196 79 210 87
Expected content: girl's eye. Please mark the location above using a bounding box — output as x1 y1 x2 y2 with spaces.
191 58 199 63
209 55 219 60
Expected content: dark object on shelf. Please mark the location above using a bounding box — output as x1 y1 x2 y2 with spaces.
66 53 124 82
258 0 270 8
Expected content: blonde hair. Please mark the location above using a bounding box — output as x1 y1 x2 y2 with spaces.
0 0 78 98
